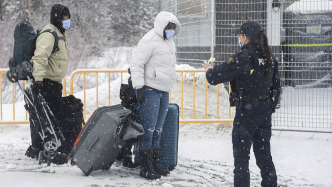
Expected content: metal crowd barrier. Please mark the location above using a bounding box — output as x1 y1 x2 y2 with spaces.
0 69 234 125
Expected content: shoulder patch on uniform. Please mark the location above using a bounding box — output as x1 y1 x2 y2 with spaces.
227 57 234 64
258 58 266 66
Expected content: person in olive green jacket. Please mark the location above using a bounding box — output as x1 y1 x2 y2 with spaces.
25 4 71 165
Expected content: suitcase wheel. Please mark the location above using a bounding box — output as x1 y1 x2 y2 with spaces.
70 160 75 166
83 168 93 176
168 165 175 171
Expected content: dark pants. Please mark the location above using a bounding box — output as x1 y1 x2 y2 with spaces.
232 100 277 187
30 79 64 150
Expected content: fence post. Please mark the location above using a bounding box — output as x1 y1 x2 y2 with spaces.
210 0 215 58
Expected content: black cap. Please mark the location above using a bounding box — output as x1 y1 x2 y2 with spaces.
233 20 263 37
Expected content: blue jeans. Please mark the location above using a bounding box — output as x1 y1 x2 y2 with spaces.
138 87 169 150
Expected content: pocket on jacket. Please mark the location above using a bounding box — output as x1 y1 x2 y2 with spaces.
154 69 170 84
146 67 156 80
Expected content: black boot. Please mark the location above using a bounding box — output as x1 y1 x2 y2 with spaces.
25 145 40 159
123 154 139 168
152 147 170 176
139 149 161 180
51 153 68 165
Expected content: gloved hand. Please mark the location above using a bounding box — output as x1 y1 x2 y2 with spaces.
136 88 145 104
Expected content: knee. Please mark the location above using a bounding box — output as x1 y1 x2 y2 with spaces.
142 128 154 137
234 154 250 164
155 128 162 133
147 127 155 133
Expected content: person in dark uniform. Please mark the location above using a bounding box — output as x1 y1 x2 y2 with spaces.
202 20 281 187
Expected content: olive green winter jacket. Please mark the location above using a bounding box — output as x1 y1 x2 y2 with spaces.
31 24 69 84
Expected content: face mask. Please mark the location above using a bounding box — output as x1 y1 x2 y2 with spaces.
165 30 175 40
62 19 70 30
238 37 243 48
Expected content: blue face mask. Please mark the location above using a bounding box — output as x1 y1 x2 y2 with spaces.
238 37 243 48
62 19 70 30
165 30 175 40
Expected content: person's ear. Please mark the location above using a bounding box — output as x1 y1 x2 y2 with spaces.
244 35 249 43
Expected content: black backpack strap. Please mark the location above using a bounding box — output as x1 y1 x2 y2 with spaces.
38 29 60 54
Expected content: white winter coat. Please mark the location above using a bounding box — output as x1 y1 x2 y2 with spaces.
130 11 181 92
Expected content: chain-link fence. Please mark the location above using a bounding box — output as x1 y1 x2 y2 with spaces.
159 0 332 132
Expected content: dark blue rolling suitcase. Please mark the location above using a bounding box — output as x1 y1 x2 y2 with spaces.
159 103 179 170
135 103 179 170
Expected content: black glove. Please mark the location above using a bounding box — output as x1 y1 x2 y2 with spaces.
136 88 145 104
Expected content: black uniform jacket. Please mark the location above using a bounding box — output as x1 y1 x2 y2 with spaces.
206 43 281 108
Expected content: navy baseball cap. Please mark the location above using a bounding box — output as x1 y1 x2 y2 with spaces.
233 20 263 37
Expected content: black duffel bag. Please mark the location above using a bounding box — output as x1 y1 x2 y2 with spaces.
59 95 84 154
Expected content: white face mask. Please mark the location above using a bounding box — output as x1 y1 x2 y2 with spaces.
165 30 175 40
238 37 243 48
62 19 70 30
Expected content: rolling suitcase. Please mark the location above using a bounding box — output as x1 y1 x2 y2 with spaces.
159 103 179 170
70 104 131 176
135 103 179 170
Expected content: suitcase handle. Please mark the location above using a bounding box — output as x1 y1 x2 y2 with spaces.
115 123 124 137
87 136 99 151
118 113 127 118
115 113 129 137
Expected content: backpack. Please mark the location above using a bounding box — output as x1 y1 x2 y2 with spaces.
7 19 59 82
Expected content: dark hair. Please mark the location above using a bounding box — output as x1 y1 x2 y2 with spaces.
247 32 273 74
163 22 176 40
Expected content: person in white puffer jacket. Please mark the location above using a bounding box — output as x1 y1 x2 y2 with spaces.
130 11 181 180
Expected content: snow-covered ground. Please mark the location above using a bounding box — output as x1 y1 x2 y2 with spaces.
0 123 331 186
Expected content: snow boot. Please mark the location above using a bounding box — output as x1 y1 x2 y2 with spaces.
25 145 40 159
51 153 68 165
151 147 170 176
123 154 139 168
139 149 161 180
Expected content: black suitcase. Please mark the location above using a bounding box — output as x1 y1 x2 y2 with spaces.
135 103 179 170
70 104 131 176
